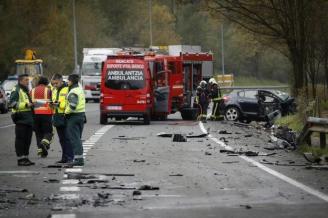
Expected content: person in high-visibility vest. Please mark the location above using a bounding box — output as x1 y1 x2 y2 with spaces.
209 78 223 120
30 76 53 158
50 73 74 164
65 74 86 166
9 74 35 166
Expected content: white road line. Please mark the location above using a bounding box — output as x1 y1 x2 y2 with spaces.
55 124 115 218
51 214 76 218
62 179 80 185
60 186 80 192
0 124 14 129
55 194 80 200
199 122 328 203
65 168 82 173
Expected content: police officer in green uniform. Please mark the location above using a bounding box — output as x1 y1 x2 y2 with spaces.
51 73 74 164
65 74 86 166
9 74 35 166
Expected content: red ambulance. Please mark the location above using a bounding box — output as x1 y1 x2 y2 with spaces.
100 54 153 124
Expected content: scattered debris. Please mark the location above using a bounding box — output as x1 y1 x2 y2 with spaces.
240 204 252 209
44 179 60 183
172 134 187 142
97 192 111 199
138 185 160 190
186 133 208 138
45 164 72 168
113 137 145 140
0 187 28 193
220 149 275 157
219 137 229 143
222 161 239 164
133 159 146 163
66 173 135 180
260 159 307 166
86 185 135 190
86 179 109 184
24 193 35 199
233 122 251 128
218 130 232 134
275 126 297 147
157 132 172 138
205 151 212 156
305 165 328 170
157 132 208 139
303 152 328 164
132 190 142 196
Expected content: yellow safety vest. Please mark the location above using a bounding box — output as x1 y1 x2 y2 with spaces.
52 86 69 114
11 86 32 113
65 86 85 114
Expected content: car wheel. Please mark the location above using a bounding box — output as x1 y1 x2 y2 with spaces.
225 107 240 121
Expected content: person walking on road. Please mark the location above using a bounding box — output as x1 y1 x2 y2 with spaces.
209 78 223 120
65 74 86 166
9 74 35 166
30 76 53 158
51 73 74 164
195 80 210 122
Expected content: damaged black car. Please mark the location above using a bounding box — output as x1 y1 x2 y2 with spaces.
221 89 296 123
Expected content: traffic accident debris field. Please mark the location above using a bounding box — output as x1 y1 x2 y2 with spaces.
1 113 328 216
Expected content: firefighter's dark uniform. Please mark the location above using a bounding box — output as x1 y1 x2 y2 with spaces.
210 83 223 120
65 84 86 166
195 86 209 121
30 84 53 157
52 84 74 163
9 84 34 165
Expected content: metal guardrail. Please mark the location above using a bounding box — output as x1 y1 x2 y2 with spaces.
297 117 328 148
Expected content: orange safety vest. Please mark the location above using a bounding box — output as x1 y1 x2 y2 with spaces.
31 85 53 115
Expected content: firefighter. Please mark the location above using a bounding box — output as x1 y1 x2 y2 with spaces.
65 74 86 166
195 80 209 122
51 73 74 164
209 78 223 120
30 76 53 158
9 74 35 166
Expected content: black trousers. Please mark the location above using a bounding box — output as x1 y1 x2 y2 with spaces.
56 126 74 161
15 124 33 157
34 114 53 148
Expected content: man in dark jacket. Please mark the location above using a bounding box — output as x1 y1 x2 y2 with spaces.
9 74 35 166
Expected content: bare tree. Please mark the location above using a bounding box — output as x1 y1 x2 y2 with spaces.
205 0 323 96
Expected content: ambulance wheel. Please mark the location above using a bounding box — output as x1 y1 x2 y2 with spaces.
143 114 150 125
100 113 107 124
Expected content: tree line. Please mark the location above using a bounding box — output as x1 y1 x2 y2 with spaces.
203 0 328 98
1 0 309 96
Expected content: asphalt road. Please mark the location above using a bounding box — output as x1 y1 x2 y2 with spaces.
0 103 327 218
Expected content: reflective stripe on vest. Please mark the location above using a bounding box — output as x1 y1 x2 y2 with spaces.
31 86 52 115
11 87 31 113
65 86 85 114
52 86 69 114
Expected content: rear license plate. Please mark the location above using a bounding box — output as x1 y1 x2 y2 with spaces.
107 106 122 110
